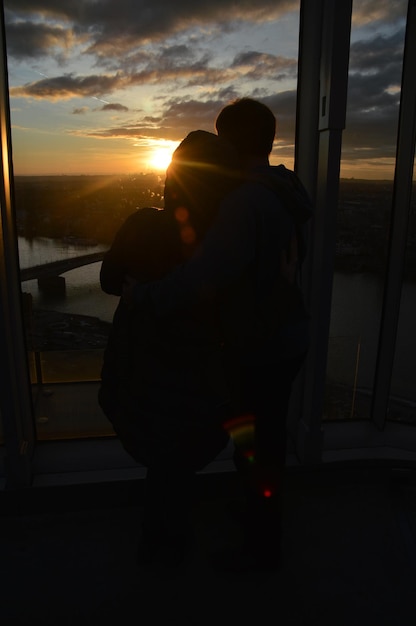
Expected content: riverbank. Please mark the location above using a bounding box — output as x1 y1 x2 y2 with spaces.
26 309 111 351
23 308 416 426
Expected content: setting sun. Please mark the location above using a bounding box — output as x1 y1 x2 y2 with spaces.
149 147 174 171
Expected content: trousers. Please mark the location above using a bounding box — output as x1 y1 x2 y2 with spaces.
231 352 307 554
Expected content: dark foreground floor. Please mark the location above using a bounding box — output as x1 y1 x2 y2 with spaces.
1 464 416 626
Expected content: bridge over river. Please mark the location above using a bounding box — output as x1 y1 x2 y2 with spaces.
20 251 106 282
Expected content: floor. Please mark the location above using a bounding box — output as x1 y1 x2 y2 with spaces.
1 463 416 626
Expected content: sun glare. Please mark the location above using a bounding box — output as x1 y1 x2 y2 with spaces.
149 147 174 171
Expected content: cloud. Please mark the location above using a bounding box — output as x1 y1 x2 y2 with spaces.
66 89 299 149
231 51 298 81
4 0 409 173
101 103 129 112
5 1 298 58
4 20 76 61
72 103 129 114
72 106 89 114
341 29 404 160
1 0 397 77
10 73 130 100
9 46 297 101
349 29 404 79
73 98 224 142
352 0 407 26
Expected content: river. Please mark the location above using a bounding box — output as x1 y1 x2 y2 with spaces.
18 236 416 403
19 236 118 323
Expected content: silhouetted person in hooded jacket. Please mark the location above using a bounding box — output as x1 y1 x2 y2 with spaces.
123 99 314 572
99 130 242 567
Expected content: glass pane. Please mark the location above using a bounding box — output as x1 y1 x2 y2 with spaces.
4 2 301 440
0 407 4 487
389 173 416 425
323 1 408 421
18 232 118 439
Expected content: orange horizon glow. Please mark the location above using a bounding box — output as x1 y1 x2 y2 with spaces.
10 138 399 181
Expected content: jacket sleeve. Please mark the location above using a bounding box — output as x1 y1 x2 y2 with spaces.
100 253 125 296
100 214 137 296
132 189 257 316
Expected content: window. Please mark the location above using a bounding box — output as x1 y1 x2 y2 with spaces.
324 0 408 422
3 2 300 442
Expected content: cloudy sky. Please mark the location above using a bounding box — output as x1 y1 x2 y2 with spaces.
3 0 409 178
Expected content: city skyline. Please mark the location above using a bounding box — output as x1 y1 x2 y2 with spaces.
4 0 409 179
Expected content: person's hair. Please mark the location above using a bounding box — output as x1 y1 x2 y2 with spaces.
215 98 276 157
164 130 241 236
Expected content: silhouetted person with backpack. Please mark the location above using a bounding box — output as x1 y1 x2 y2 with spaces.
99 130 242 568
123 98 313 572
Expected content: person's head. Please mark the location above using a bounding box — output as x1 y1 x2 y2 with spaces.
164 130 241 238
215 98 276 161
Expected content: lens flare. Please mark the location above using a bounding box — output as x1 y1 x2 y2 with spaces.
223 414 255 460
180 225 196 245
174 206 189 223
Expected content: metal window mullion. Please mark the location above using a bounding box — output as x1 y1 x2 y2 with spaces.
292 0 352 464
288 0 323 459
371 0 416 429
0 4 34 488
